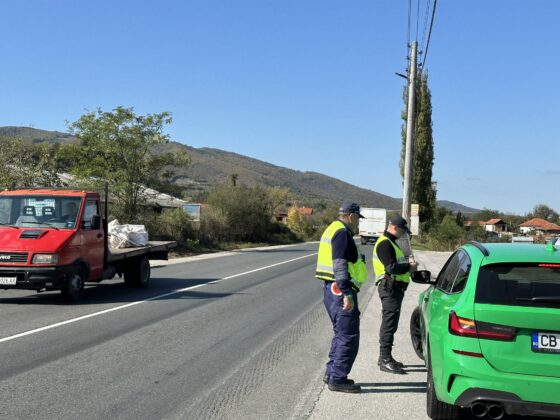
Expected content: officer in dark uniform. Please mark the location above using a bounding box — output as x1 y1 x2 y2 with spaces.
315 200 366 393
372 215 417 374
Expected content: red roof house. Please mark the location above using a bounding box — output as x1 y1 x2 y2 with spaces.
519 218 560 235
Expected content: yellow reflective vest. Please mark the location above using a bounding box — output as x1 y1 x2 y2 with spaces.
372 234 410 284
315 220 368 288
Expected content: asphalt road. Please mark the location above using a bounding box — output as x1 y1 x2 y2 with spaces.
0 244 457 420
0 243 335 420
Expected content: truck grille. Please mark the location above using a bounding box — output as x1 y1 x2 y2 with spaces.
0 253 29 263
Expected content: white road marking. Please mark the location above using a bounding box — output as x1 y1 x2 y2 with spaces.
0 252 317 344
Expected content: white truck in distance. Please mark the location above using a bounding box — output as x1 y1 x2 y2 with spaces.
358 208 387 245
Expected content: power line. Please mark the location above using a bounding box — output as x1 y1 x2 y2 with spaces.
421 0 438 69
407 0 412 57
415 0 420 44
420 0 432 53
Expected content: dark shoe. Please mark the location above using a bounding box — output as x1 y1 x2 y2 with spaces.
377 356 404 369
379 359 406 374
323 374 354 385
328 382 361 393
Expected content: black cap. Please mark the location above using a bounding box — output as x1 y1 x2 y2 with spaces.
389 215 411 234
339 200 364 218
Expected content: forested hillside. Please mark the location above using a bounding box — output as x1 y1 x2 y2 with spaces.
0 126 479 212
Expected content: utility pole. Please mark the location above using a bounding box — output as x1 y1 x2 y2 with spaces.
402 41 417 222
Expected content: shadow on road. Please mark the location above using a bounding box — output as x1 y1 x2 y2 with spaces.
0 276 236 306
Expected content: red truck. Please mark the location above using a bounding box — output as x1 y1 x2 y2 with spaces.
0 188 176 302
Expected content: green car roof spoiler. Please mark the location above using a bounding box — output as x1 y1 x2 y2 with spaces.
467 241 490 256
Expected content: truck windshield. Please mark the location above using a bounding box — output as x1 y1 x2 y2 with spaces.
0 196 82 229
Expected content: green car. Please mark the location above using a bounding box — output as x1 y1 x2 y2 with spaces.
410 241 560 420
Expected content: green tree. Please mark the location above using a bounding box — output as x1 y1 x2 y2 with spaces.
529 204 559 223
472 208 502 222
265 187 291 220
0 138 61 189
400 72 437 229
62 107 189 222
432 206 453 225
455 211 465 227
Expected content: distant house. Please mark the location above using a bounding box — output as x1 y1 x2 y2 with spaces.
297 207 313 216
483 218 508 233
140 186 190 209
464 220 485 228
519 218 560 236
57 172 189 213
274 212 288 223
275 207 313 224
464 218 507 233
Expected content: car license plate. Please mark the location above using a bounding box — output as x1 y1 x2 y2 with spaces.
0 276 17 285
532 332 560 353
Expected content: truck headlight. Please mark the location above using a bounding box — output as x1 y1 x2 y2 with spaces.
32 254 59 264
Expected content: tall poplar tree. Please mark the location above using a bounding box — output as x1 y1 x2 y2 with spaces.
400 71 437 230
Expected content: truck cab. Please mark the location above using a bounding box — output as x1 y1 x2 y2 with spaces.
0 189 104 299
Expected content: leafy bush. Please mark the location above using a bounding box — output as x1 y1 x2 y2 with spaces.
286 207 313 240
198 206 229 245
464 224 487 242
137 208 193 243
268 221 300 244
206 184 280 242
427 215 465 251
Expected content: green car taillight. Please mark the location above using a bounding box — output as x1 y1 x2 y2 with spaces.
448 311 518 341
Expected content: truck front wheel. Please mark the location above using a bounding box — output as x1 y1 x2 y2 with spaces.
62 268 85 302
124 256 151 287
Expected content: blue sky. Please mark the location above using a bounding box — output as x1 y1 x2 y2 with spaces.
1 1 558 215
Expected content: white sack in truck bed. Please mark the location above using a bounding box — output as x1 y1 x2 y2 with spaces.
108 219 149 248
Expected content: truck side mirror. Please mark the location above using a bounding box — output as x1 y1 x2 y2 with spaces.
410 270 435 284
91 215 101 230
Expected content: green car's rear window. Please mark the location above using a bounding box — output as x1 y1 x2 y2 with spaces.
475 263 560 308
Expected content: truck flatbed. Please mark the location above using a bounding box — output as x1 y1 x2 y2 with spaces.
107 241 177 262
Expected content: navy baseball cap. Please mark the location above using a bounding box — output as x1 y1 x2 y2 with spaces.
389 215 411 234
339 200 365 218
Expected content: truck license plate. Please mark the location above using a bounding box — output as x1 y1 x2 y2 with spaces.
532 332 560 353
0 276 17 285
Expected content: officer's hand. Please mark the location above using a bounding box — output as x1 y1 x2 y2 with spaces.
360 253 366 263
342 295 354 312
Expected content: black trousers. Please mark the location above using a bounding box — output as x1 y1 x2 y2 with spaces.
377 278 406 359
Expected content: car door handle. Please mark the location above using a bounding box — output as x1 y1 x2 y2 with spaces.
97 234 103 239
423 297 429 302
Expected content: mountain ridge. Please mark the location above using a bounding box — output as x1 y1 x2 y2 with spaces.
0 126 480 213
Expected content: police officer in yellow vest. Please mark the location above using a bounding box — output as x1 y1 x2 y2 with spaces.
316 200 367 393
373 215 417 374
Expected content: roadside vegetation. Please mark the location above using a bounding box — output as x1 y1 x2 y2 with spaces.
410 204 559 252
0 107 336 255
1 105 558 255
